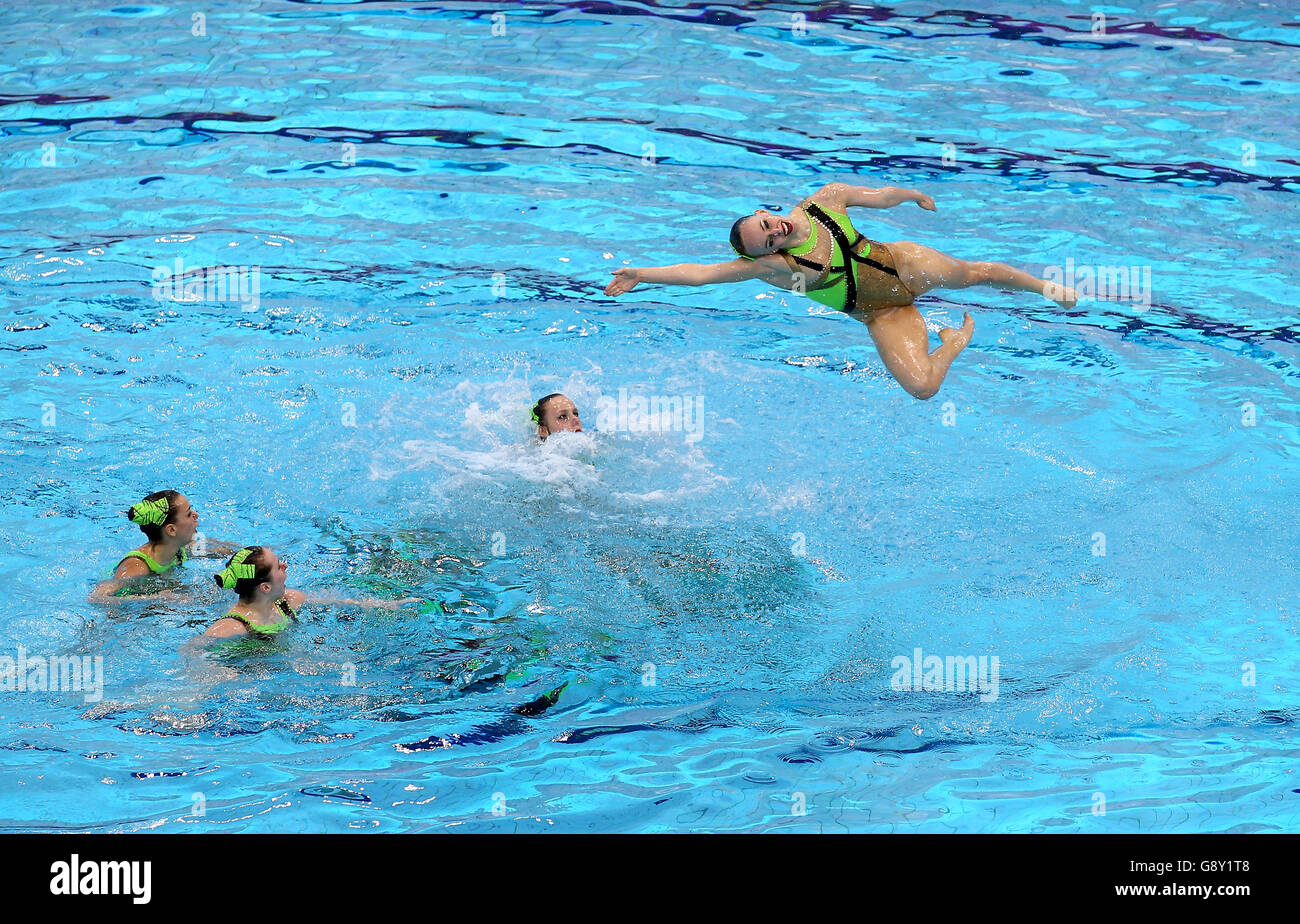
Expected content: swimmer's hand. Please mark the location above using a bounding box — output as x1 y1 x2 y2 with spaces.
913 193 936 211
379 597 423 609
604 268 641 296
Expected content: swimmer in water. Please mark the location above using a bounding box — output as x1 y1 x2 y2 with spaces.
604 182 1078 400
531 393 583 440
202 545 419 641
203 546 306 641
92 490 239 599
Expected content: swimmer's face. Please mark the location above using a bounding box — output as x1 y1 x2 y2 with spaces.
259 549 289 597
167 495 199 543
539 396 582 438
738 209 795 257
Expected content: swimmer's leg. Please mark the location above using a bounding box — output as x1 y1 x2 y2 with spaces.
859 305 974 400
889 241 1077 308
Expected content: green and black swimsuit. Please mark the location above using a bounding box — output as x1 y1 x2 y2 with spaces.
106 547 190 596
114 546 189 575
781 202 916 312
222 598 298 639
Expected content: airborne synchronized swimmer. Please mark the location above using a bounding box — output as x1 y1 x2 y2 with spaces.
604 182 1077 399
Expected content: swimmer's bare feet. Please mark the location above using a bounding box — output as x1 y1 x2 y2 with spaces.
1044 282 1078 309
938 312 975 352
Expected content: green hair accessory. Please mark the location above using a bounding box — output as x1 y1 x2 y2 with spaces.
529 405 541 425
129 496 170 527
217 547 260 590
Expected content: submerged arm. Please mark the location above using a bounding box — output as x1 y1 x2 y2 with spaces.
88 556 173 602
91 582 187 603
89 580 184 603
299 591 421 609
189 538 242 559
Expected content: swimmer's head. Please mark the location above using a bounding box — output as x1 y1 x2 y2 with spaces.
730 209 796 259
531 393 582 440
214 545 289 602
126 490 198 544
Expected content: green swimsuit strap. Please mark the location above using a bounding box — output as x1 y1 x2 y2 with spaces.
223 597 296 635
118 546 189 574
780 204 853 308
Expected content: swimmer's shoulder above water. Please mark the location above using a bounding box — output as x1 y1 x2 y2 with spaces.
203 545 305 640
199 544 421 643
90 489 240 602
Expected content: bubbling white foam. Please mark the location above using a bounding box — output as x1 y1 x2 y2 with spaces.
369 371 725 511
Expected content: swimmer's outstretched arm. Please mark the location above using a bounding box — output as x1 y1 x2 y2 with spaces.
300 592 422 609
188 538 242 559
191 589 420 646
604 257 784 296
829 182 936 211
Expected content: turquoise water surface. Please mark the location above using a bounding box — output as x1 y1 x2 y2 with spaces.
1 1 1298 832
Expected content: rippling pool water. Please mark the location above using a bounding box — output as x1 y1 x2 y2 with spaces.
2 0 1298 833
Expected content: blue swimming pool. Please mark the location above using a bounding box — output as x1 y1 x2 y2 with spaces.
2 0 1298 833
